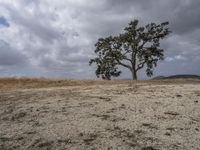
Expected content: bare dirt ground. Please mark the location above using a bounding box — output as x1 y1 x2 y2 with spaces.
0 79 200 150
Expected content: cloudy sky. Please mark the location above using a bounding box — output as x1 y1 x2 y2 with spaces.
0 0 199 79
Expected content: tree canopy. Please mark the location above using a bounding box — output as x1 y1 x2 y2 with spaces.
89 19 171 80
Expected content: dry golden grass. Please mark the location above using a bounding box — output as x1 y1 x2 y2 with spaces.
0 77 125 90
0 77 199 91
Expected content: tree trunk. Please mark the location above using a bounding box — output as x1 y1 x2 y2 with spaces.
131 69 137 80
131 51 137 80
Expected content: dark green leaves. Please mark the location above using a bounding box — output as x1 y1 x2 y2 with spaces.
90 19 171 80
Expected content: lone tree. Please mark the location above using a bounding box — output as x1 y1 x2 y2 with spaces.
89 19 171 80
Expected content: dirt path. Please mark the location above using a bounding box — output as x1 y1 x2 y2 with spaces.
0 83 200 150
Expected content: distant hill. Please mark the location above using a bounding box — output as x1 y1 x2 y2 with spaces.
153 74 200 80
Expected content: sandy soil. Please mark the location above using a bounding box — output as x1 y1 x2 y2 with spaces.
0 81 200 150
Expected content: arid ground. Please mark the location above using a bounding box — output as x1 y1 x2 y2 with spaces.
0 78 200 150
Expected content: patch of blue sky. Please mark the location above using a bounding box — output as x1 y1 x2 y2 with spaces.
0 16 10 27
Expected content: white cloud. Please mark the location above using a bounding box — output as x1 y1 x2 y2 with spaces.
165 57 174 62
175 55 187 60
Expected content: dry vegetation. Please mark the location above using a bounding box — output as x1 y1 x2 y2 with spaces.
0 78 200 150
0 77 133 90
0 77 200 90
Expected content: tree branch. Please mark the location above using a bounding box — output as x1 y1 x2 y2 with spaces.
123 57 132 62
138 41 147 50
116 59 132 70
136 61 146 71
121 50 132 62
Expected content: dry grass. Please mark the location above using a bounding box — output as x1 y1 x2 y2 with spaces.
0 77 129 90
0 77 200 91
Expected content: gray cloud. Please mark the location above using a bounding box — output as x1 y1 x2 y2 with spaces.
0 40 28 67
4 4 61 43
171 1 200 35
0 0 199 79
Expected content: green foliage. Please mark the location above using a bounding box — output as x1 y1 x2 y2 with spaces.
89 19 171 80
